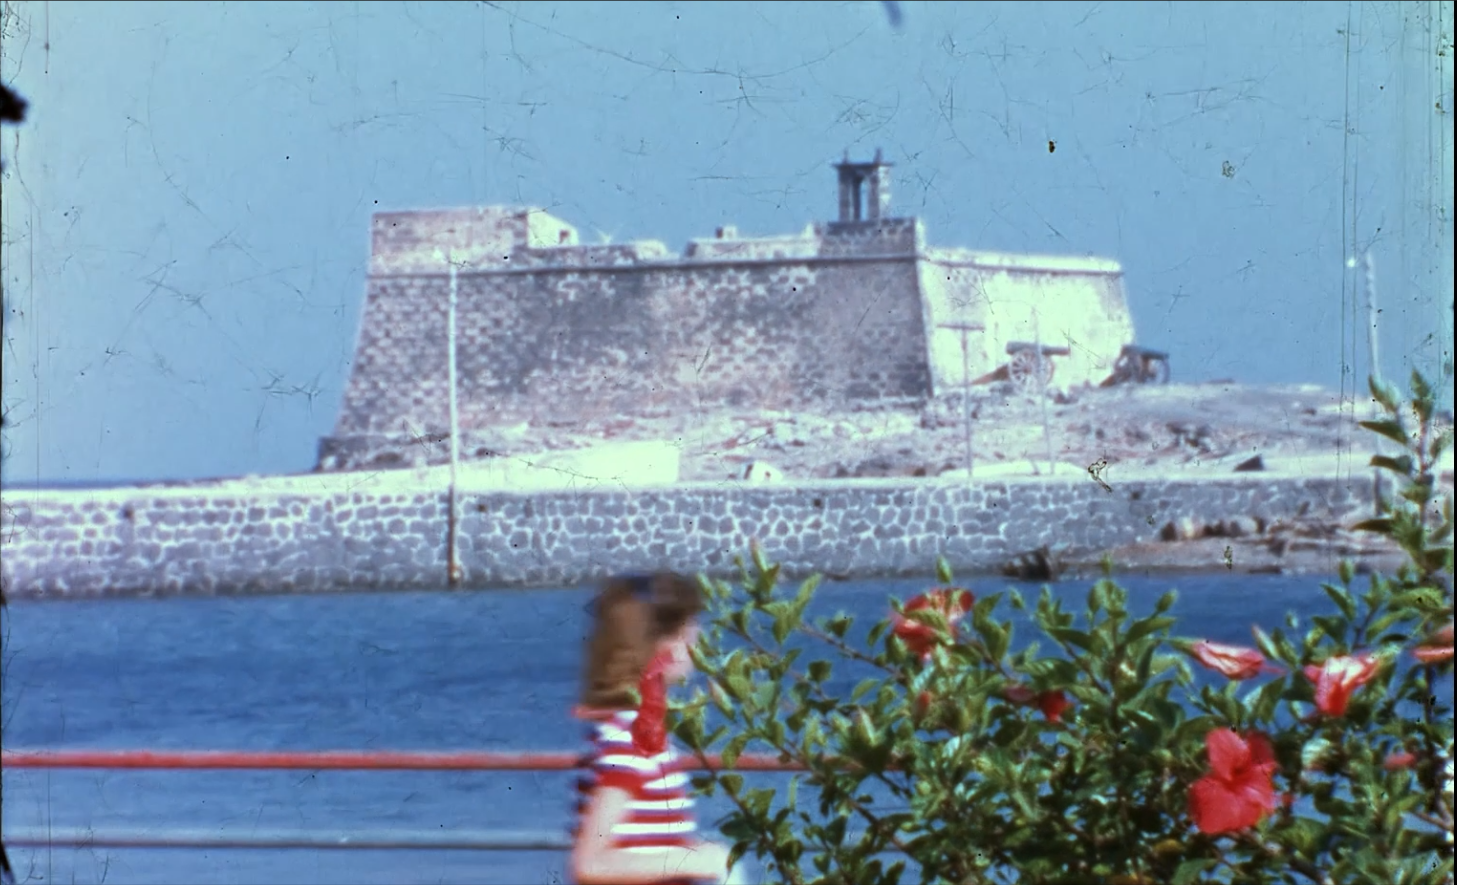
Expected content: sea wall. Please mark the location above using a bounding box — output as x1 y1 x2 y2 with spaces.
0 472 1371 601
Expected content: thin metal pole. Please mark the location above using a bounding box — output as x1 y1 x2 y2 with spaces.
960 327 973 479
446 254 463 587
2 827 575 853
1363 250 1381 391
1363 249 1384 515
937 322 984 480
1034 310 1055 475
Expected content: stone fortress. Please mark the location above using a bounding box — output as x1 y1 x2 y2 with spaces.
318 151 1137 473
4 152 1409 600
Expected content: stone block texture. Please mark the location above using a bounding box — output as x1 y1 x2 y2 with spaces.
1 475 1370 600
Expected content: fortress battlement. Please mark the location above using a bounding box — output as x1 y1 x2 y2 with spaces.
323 150 1138 473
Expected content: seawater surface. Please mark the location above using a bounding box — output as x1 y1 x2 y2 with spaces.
3 573 1448 884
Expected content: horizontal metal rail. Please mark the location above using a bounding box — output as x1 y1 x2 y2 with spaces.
1 748 805 772
0 748 816 855
1 827 572 852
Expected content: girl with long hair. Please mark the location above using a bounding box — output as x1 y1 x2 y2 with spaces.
569 572 743 885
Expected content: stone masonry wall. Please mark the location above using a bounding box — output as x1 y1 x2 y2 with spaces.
1 474 1370 600
329 250 933 462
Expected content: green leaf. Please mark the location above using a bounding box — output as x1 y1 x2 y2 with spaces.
1131 642 1157 688
936 556 954 585
984 621 1011 662
1390 587 1448 612
793 574 821 616
808 660 833 684
1247 676 1286 723
1312 614 1348 645
1409 370 1434 419
721 733 751 769
1430 428 1453 463
1252 624 1282 664
720 772 744 798
1368 608 1417 640
1322 582 1359 622
771 602 798 645
1370 454 1415 476
1049 627 1096 653
1338 558 1356 586
1351 517 1395 535
1359 419 1409 447
751 542 770 576
1171 858 1217 885
850 678 879 704
1125 615 1177 646
1301 735 1334 772
725 671 753 702
1369 376 1403 411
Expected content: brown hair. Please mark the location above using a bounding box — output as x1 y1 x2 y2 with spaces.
579 572 704 711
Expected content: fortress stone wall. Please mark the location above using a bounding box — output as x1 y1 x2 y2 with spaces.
319 152 1139 472
0 473 1371 601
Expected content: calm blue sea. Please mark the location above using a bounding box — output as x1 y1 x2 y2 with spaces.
2 573 1449 884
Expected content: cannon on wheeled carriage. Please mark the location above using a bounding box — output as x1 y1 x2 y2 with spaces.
970 341 1072 393
1100 344 1171 387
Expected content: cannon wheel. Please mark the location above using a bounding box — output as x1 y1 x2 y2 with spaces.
1142 356 1171 384
1008 349 1055 391
1110 350 1140 385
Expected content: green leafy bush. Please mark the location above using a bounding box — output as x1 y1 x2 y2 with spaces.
672 372 1454 885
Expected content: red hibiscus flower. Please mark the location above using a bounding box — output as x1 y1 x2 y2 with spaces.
1003 683 1074 722
1188 728 1279 835
1414 623 1455 665
892 587 974 660
1384 751 1418 770
1302 653 1381 717
1037 689 1072 723
1188 639 1278 680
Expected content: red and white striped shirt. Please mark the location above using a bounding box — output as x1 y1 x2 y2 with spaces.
573 708 699 852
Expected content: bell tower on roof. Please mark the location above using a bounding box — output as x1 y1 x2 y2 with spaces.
833 148 894 222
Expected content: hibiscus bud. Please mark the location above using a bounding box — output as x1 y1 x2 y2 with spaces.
1003 683 1038 705
1189 639 1271 680
1414 622 1455 664
1384 751 1418 770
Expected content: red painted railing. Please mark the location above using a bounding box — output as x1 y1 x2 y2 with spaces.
0 747 804 853
1 748 802 772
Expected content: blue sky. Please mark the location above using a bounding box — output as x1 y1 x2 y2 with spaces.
1 1 1452 484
